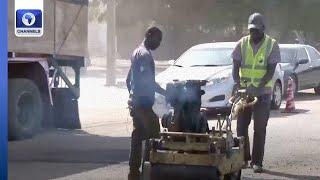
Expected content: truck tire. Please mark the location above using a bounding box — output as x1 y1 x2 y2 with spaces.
52 88 81 129
9 78 42 140
223 169 241 180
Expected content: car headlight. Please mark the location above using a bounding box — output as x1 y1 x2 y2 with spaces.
158 82 167 90
207 76 230 86
206 72 232 86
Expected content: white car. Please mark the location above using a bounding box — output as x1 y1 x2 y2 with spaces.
153 42 284 117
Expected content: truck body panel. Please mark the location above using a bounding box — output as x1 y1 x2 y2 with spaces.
8 0 88 57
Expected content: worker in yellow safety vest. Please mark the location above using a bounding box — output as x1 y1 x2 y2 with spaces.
232 12 281 173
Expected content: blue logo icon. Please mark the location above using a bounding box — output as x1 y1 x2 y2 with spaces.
16 9 43 37
16 9 42 28
22 12 36 26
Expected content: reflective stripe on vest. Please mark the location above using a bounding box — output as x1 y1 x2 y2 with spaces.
239 35 275 88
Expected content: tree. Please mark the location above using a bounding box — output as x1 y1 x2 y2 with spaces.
89 0 320 60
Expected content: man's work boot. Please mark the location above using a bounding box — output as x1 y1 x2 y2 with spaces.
252 164 263 173
128 169 140 180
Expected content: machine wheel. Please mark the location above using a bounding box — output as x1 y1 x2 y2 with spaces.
223 169 241 180
271 81 282 110
150 164 220 180
9 79 42 140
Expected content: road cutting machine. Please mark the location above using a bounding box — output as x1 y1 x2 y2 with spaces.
142 80 257 180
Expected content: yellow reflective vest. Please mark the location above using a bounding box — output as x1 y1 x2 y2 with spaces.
239 35 276 88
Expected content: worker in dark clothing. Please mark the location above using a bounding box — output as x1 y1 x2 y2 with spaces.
232 13 281 173
126 26 166 180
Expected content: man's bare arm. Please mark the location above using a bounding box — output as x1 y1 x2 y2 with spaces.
126 67 131 93
155 82 166 96
233 60 241 86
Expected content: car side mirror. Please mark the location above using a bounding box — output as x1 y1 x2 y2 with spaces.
298 59 309 65
168 60 175 65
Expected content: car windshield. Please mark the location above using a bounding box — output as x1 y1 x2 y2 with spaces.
174 48 233 67
280 48 297 63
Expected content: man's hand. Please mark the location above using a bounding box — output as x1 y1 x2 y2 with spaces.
233 82 241 95
127 94 134 117
233 60 241 87
155 82 166 97
258 81 266 91
234 82 240 90
126 67 132 93
127 96 133 107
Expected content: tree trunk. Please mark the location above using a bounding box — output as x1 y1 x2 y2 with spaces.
106 0 116 86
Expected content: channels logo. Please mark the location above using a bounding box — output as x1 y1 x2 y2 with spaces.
22 12 36 26
15 9 43 37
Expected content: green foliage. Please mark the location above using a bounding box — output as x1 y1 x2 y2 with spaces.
88 0 107 22
89 0 320 58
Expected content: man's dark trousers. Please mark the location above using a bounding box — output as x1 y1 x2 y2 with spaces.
129 105 160 172
237 94 271 166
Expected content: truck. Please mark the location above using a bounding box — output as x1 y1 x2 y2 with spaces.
8 0 88 140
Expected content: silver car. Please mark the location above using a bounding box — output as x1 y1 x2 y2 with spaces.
153 42 284 117
279 44 320 95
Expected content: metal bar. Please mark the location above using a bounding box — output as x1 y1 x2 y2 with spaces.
57 0 89 6
52 55 84 67
50 58 80 99
73 66 80 88
160 132 211 138
50 69 58 87
150 151 221 166
161 141 209 152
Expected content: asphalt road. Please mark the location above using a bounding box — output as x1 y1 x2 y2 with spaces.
8 66 320 180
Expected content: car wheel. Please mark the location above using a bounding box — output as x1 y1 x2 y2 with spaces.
314 86 320 95
271 81 282 110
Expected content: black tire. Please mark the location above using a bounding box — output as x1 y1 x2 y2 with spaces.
314 86 320 95
52 88 81 129
224 170 241 180
271 81 282 110
9 79 42 140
